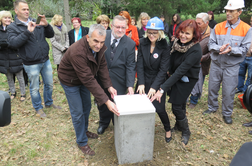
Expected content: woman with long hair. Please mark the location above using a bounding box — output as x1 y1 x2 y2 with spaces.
168 13 182 45
151 20 202 145
137 12 150 39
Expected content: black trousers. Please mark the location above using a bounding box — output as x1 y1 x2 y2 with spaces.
97 88 114 127
172 103 186 120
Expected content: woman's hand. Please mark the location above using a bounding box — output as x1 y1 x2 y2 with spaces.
147 88 156 98
171 36 175 42
136 84 145 94
150 90 163 103
127 31 132 38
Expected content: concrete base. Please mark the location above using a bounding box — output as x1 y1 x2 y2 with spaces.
114 113 155 165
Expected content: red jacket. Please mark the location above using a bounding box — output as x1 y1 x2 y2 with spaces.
126 24 139 49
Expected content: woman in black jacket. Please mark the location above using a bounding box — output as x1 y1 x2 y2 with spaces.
0 11 26 101
168 13 182 46
151 20 202 145
207 11 217 29
68 17 89 46
136 17 172 143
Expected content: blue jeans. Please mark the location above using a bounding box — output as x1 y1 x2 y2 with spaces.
237 56 252 92
190 75 206 104
61 82 91 147
23 59 53 111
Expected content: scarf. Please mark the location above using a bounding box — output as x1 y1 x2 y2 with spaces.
74 27 82 42
56 24 62 31
170 38 198 54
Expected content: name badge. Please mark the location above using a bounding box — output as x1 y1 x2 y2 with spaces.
153 53 158 59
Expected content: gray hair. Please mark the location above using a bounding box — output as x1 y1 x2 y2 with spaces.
196 12 209 24
88 24 106 37
112 15 126 25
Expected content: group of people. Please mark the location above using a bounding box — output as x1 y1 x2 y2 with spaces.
1 0 252 157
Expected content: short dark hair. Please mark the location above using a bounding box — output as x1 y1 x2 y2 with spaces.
160 14 165 18
175 19 201 43
14 0 28 10
207 11 214 20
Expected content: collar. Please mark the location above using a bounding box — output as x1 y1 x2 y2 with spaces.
111 33 122 45
225 18 240 29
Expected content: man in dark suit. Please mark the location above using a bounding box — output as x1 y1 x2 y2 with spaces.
97 15 136 134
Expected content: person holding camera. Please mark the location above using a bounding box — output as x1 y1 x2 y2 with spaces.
7 0 61 118
0 10 26 101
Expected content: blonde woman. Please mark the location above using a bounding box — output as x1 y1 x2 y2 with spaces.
50 14 69 70
137 12 150 39
0 11 26 101
96 14 110 30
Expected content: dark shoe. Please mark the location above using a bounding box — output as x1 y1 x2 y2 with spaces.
165 131 172 143
242 121 252 127
177 117 191 145
36 109 46 118
10 92 16 100
78 144 95 156
86 131 98 139
223 116 232 124
20 94 26 102
235 89 242 94
171 121 182 132
202 109 216 115
188 103 196 109
45 104 62 109
97 125 107 135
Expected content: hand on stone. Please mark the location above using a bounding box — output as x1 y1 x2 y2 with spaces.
127 87 134 95
147 88 156 99
105 100 120 116
136 84 145 95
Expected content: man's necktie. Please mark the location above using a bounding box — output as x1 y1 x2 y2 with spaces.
111 39 117 49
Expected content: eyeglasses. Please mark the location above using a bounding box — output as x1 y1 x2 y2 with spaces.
147 32 158 36
113 25 126 30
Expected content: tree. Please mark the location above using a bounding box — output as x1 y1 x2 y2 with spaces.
63 0 71 31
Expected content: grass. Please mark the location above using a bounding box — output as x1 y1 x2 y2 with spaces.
0 22 252 165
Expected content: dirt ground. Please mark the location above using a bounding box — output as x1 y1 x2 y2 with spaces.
0 71 252 166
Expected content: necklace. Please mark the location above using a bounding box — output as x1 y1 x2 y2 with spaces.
151 46 155 49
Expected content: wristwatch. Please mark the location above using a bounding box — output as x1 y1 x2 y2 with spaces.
159 88 164 94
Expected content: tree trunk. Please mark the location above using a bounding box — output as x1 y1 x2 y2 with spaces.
63 0 71 31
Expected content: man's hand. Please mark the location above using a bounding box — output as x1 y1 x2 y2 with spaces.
150 90 163 103
219 43 231 55
147 88 156 99
105 100 120 116
108 86 117 99
127 87 134 95
136 84 145 94
37 13 48 26
27 21 36 32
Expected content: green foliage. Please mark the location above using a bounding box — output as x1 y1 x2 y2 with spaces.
92 3 102 21
0 0 13 11
29 0 64 17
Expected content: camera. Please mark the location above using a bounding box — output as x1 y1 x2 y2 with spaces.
0 90 11 127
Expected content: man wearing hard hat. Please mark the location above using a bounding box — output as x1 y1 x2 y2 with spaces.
203 0 252 124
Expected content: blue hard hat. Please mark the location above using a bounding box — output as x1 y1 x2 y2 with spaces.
146 17 164 30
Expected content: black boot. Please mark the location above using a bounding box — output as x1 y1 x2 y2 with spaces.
171 120 182 132
177 117 191 145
